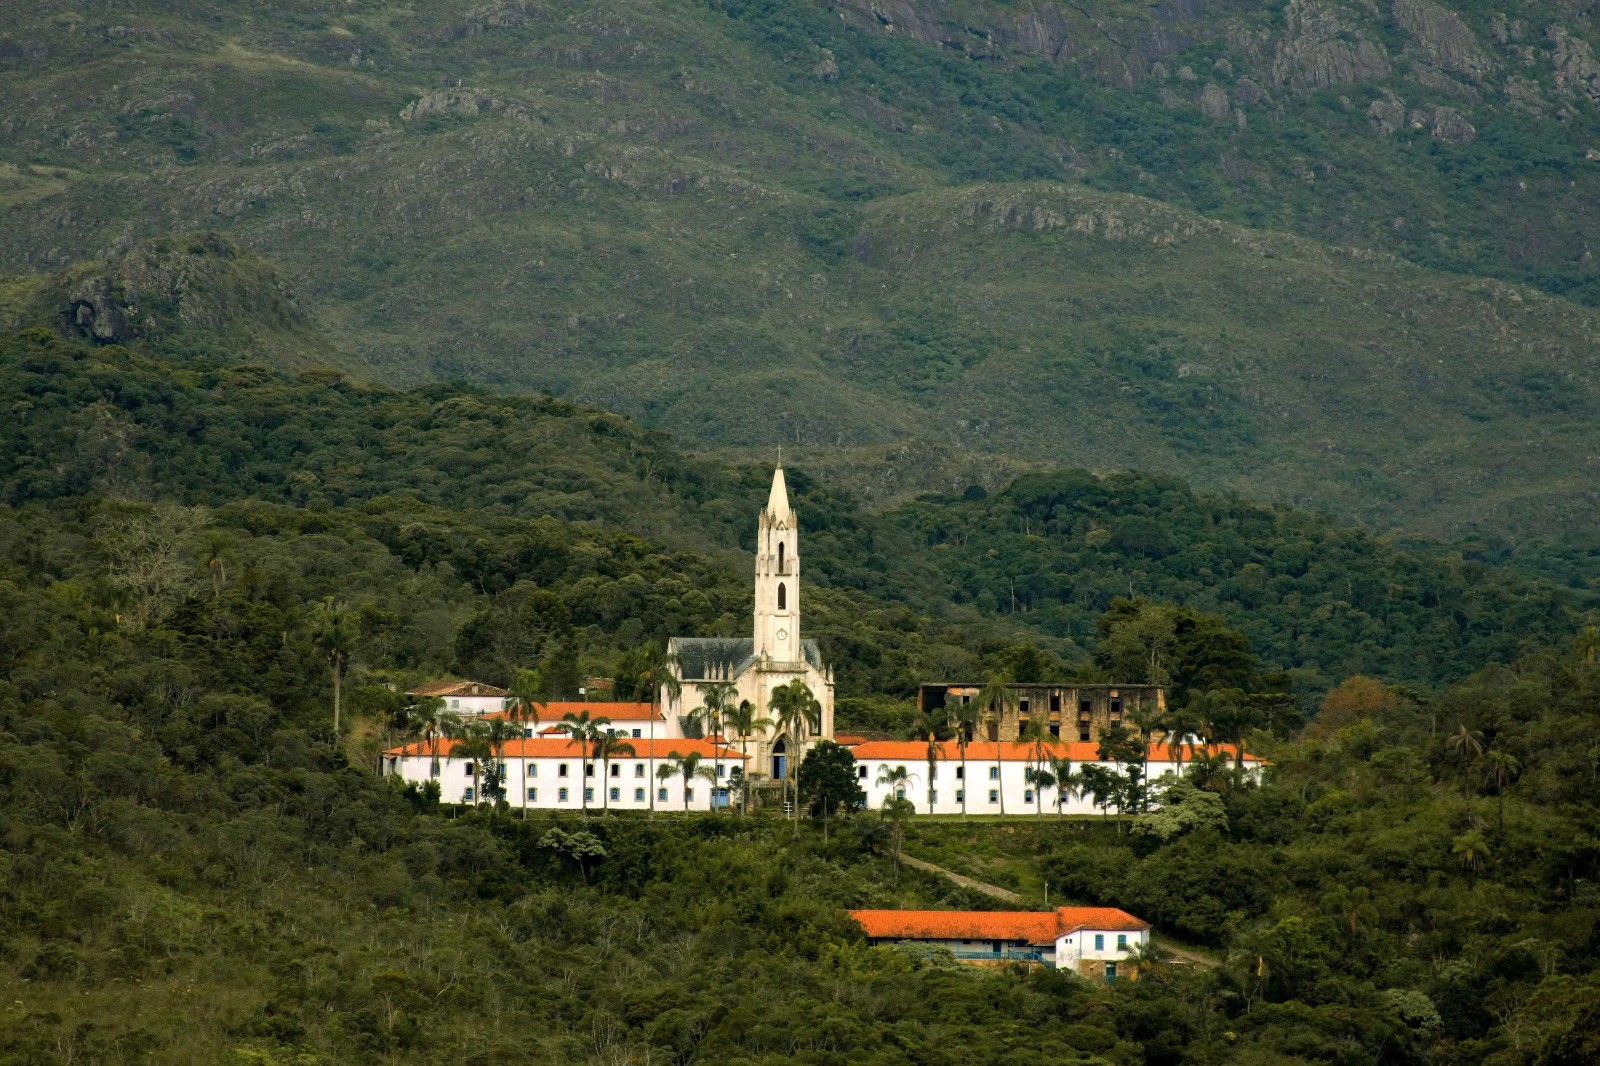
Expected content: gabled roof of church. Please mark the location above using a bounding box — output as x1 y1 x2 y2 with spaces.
671 636 825 679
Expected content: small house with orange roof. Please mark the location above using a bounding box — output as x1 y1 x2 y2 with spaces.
850 906 1150 981
406 680 509 718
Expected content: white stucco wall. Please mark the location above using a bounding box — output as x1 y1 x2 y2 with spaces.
384 753 740 811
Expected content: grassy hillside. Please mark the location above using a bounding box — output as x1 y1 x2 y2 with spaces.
2 1 1600 538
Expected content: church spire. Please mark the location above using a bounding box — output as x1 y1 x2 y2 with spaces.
765 464 791 521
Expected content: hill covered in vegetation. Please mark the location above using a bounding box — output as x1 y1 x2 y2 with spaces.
3 2 1600 538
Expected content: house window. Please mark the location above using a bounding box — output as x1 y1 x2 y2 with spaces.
1050 724 1060 737
584 787 594 802
895 789 905 801
1117 934 1127 950
451 699 460 709
609 787 620 802
634 788 645 802
685 788 695 802
1079 699 1092 716
1110 699 1122 716
1095 934 1105 951
528 764 537 778
717 764 727 778
1050 695 1061 714
1024 789 1034 803
778 542 785 570
1079 729 1091 742
558 787 569 802
931 791 938 804
778 583 786 609
658 787 668 802
464 763 474 777
988 767 999 780
527 787 538 801
585 763 595 778
988 790 998 804
463 786 474 802
523 727 533 738
430 764 440 778
559 764 570 778
858 766 867 779
955 766 964 779
632 729 641 739
1019 698 1030 715
635 763 645 777
955 789 965 803
610 764 620 777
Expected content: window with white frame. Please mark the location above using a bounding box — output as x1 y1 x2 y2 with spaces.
527 787 538 801
464 763 474 777
955 766 964 779
632 728 642 739
658 787 668 802
463 786 474 801
1024 789 1034 803
610 764 620 777
685 788 695 802
559 763 569 777
609 787 619 802
430 764 440 778
988 789 999 804
988 766 999 780
558 787 569 802
528 764 537 778
634 788 645 802
585 763 595 777
635 763 645 777
584 787 594 802
858 766 867 778
956 789 965 803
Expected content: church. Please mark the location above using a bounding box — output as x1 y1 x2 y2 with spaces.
380 465 834 809
663 464 835 781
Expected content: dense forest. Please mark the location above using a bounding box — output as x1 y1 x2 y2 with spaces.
3 326 1600 1062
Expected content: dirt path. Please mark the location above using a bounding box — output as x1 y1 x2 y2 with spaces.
901 852 1218 968
900 854 1025 902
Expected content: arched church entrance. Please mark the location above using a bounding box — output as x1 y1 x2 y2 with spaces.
771 736 788 781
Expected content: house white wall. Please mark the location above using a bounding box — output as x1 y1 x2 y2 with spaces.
386 751 741 811
1055 927 1148 967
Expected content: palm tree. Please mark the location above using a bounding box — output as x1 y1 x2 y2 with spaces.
909 705 950 817
592 732 637 812
458 720 493 807
200 529 236 599
1319 885 1379 948
409 695 451 779
1048 755 1078 819
690 680 738 811
1024 765 1055 816
770 679 822 826
505 669 547 816
723 699 773 814
481 716 518 807
949 695 982 819
1128 703 1163 807
658 751 717 812
639 640 683 735
1447 724 1484 804
975 674 1018 815
876 762 915 808
1161 696 1209 779
554 710 612 816
1452 830 1491 886
1018 712 1056 812
1481 748 1522 833
309 596 357 739
1079 764 1117 826
1575 622 1600 664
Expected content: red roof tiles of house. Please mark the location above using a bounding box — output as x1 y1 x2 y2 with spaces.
481 701 658 722
384 737 744 759
406 680 509 698
848 740 1262 763
849 907 1149 945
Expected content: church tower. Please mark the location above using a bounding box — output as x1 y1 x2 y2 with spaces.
754 465 800 663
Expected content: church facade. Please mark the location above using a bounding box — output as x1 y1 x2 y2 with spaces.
664 465 835 782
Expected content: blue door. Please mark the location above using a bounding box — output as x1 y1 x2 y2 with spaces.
713 788 730 809
773 755 786 780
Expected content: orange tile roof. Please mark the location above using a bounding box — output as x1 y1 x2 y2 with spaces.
480 701 658 722
833 734 869 746
849 907 1148 944
407 680 509 698
385 737 744 759
849 740 1261 764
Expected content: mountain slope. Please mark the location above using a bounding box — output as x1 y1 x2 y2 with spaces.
2 0 1599 538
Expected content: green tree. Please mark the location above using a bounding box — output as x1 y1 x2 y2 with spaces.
1481 748 1522 833
689 679 737 810
909 705 950 817
949 693 982 819
1048 754 1078 818
1452 829 1491 886
1447 723 1485 804
975 673 1017 814
554 709 612 816
658 751 716 813
724 698 773 814
309 596 357 738
1024 764 1054 815
770 679 822 827
592 731 637 812
797 740 864 837
505 669 547 816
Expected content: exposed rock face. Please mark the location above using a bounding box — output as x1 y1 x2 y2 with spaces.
1271 0 1391 91
1235 77 1267 106
1392 0 1493 81
1199 83 1231 120
1547 27 1600 107
399 89 496 121
1368 90 1406 133
815 48 840 80
1420 105 1476 143
66 277 134 344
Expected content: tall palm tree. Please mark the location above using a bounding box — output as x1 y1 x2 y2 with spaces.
1018 712 1056 812
481 716 518 807
689 680 738 811
1024 765 1055 816
1447 724 1485 805
1048 755 1078 818
409 696 452 779
309 596 357 738
876 763 915 809
975 674 1018 815
658 751 717 812
1481 748 1522 833
592 732 637 812
458 720 493 807
200 529 236 599
949 695 982 820
1128 703 1163 808
505 668 547 816
1161 695 1209 780
723 699 773 814
554 710 612 816
770 679 822 826
639 641 683 735
909 705 950 817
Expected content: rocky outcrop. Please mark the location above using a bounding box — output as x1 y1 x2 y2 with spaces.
1547 27 1600 107
1392 0 1493 81
1366 92 1475 143
400 89 496 122
1199 83 1231 120
1271 0 1391 91
1368 90 1406 133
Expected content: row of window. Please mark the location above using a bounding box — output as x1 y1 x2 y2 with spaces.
443 761 730 779
891 789 1036 806
464 786 715 804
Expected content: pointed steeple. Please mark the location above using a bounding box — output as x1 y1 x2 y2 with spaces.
765 464 791 522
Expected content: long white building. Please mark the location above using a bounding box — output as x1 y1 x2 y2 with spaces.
848 740 1263 816
383 735 747 810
